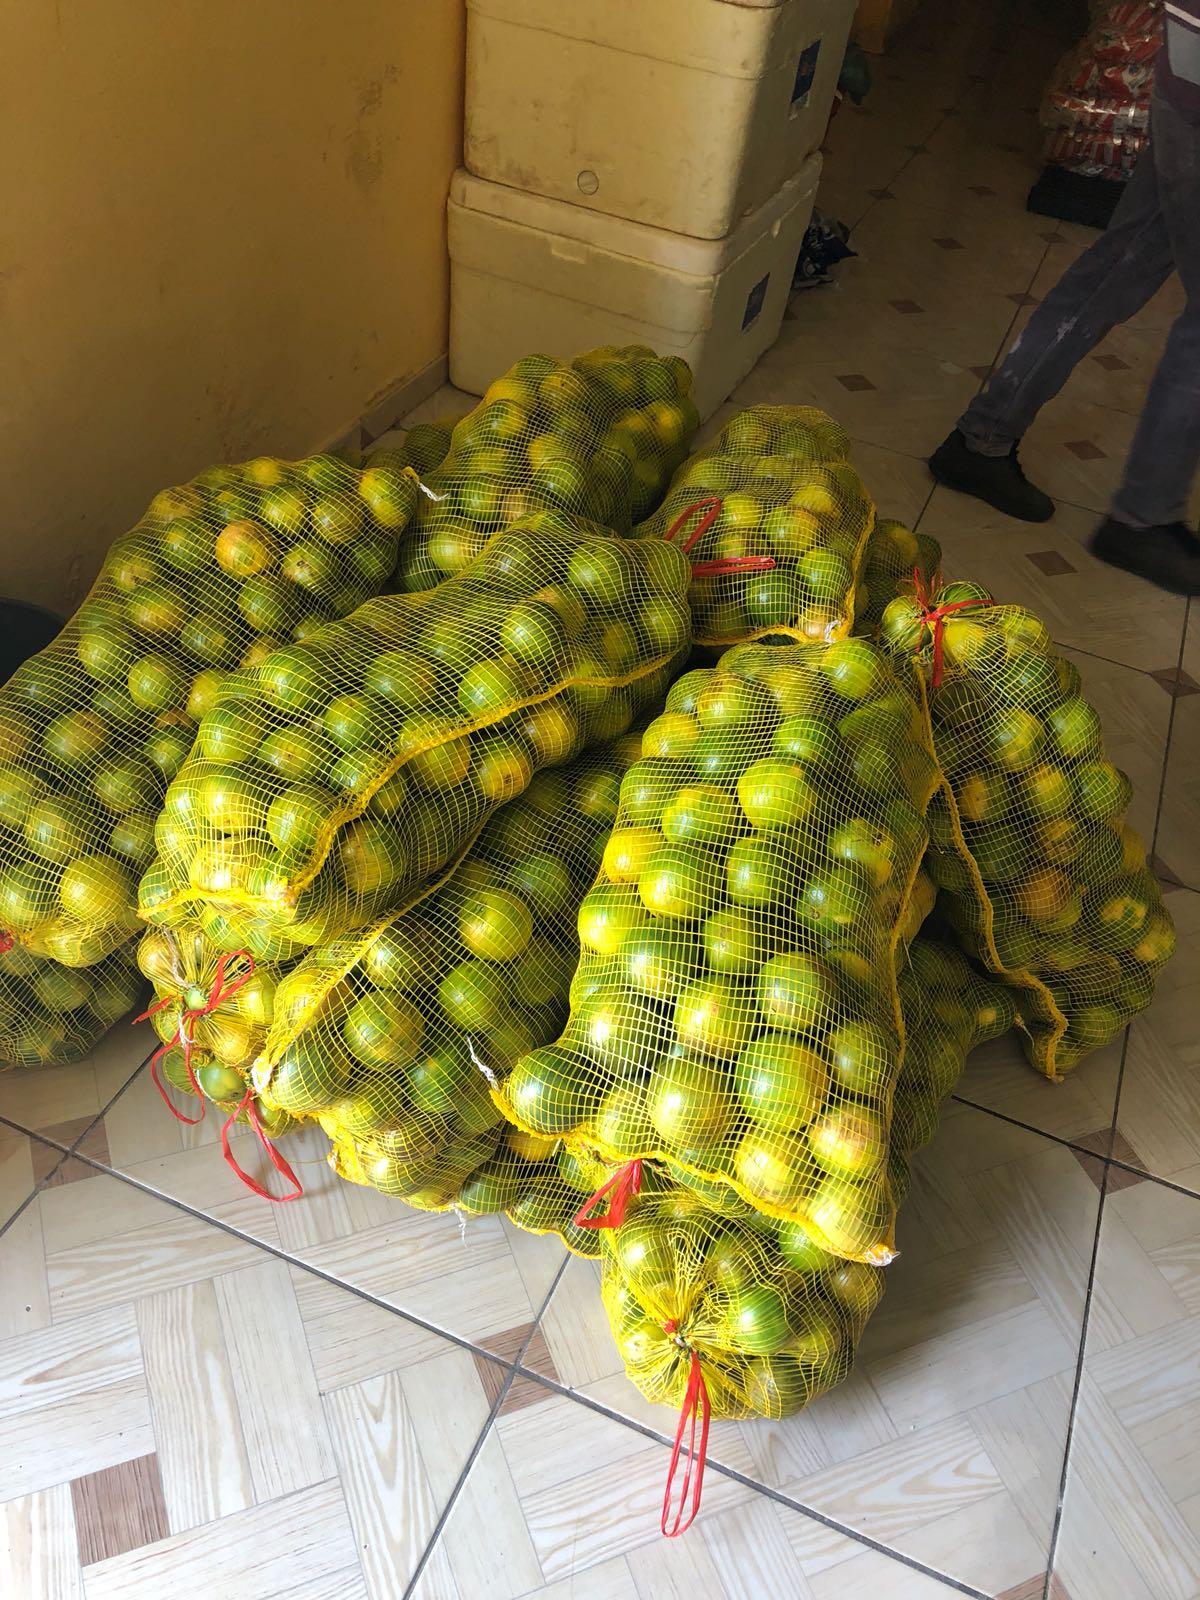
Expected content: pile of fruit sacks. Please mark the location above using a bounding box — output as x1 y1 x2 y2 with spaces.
0 362 1173 1539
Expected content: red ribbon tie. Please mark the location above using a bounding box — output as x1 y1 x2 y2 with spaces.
133 951 256 1125
912 569 988 688
573 1159 642 1230
221 1086 303 1203
663 497 777 580
661 1347 711 1538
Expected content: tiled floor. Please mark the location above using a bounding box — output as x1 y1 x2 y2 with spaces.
3 3 1198 1596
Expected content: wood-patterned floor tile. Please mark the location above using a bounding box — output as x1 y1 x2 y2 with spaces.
523 1104 1095 1595
1 1482 82 1600
79 1479 358 1600
1055 1182 1200 1600
136 1281 253 1532
325 1373 444 1600
70 1454 168 1565
215 1259 336 1503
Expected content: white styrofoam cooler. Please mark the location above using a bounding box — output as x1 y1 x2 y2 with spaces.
464 0 853 239
451 152 825 419
448 153 821 420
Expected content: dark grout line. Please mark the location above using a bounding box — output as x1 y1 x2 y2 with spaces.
401 1254 571 1600
0 1040 158 1236
0 1181 55 1246
493 1358 991 1600
1041 1147 1115 1599
1106 596 1191 1155
26 1135 519 1377
947 1084 1128 1162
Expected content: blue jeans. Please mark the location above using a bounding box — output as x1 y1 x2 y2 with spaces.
958 92 1200 529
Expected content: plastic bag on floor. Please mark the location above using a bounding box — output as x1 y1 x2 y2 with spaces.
137 517 692 951
394 348 698 593
253 736 643 1198
0 937 143 1067
880 578 1174 1076
634 406 874 648
0 451 421 970
496 638 946 1264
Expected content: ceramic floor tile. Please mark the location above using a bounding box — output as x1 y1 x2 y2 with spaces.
1052 646 1173 849
88 1068 568 1364
918 488 1189 673
0 1162 507 1599
1154 617 1200 894
953 1025 1122 1151
0 1016 150 1140
409 1393 980 1600
733 346 984 464
521 1103 1097 1597
1054 1177 1200 1600
1115 886 1200 1191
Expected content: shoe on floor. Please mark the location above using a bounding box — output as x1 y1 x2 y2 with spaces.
1090 517 1200 596
929 429 1055 523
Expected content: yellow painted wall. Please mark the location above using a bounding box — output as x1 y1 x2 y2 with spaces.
853 0 922 53
1 0 466 612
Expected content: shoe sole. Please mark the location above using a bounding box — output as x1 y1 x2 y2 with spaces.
928 455 1055 524
1088 535 1200 597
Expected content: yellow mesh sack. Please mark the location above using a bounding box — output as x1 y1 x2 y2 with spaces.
880 578 1175 1077
394 348 698 593
0 452 420 971
0 937 143 1067
364 413 462 479
855 518 943 635
595 930 1015 1534
135 927 289 1123
137 517 692 952
328 1123 608 1260
496 637 947 1265
251 736 642 1185
633 405 875 648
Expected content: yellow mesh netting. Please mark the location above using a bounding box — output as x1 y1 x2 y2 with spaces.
252 737 643 1210
0 451 421 974
137 516 692 952
856 518 943 635
879 578 1175 1076
494 637 949 1264
394 348 698 593
599 933 1014 1426
634 405 874 648
0 937 142 1068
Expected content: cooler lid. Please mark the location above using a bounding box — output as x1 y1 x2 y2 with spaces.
449 153 822 279
468 0 791 79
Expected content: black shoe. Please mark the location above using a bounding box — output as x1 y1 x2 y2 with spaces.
929 429 1055 523
1090 517 1200 596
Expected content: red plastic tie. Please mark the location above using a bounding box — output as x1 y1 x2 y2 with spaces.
221 1085 303 1203
573 1158 642 1230
133 951 257 1125
661 1347 711 1538
912 568 989 689
663 497 777 580
0 930 14 955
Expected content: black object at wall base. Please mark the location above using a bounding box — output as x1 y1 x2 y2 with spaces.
1026 164 1125 230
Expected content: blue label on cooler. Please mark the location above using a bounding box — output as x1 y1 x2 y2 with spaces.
791 39 822 109
742 273 770 330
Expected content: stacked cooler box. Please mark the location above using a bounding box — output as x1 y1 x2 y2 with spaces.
452 0 857 416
